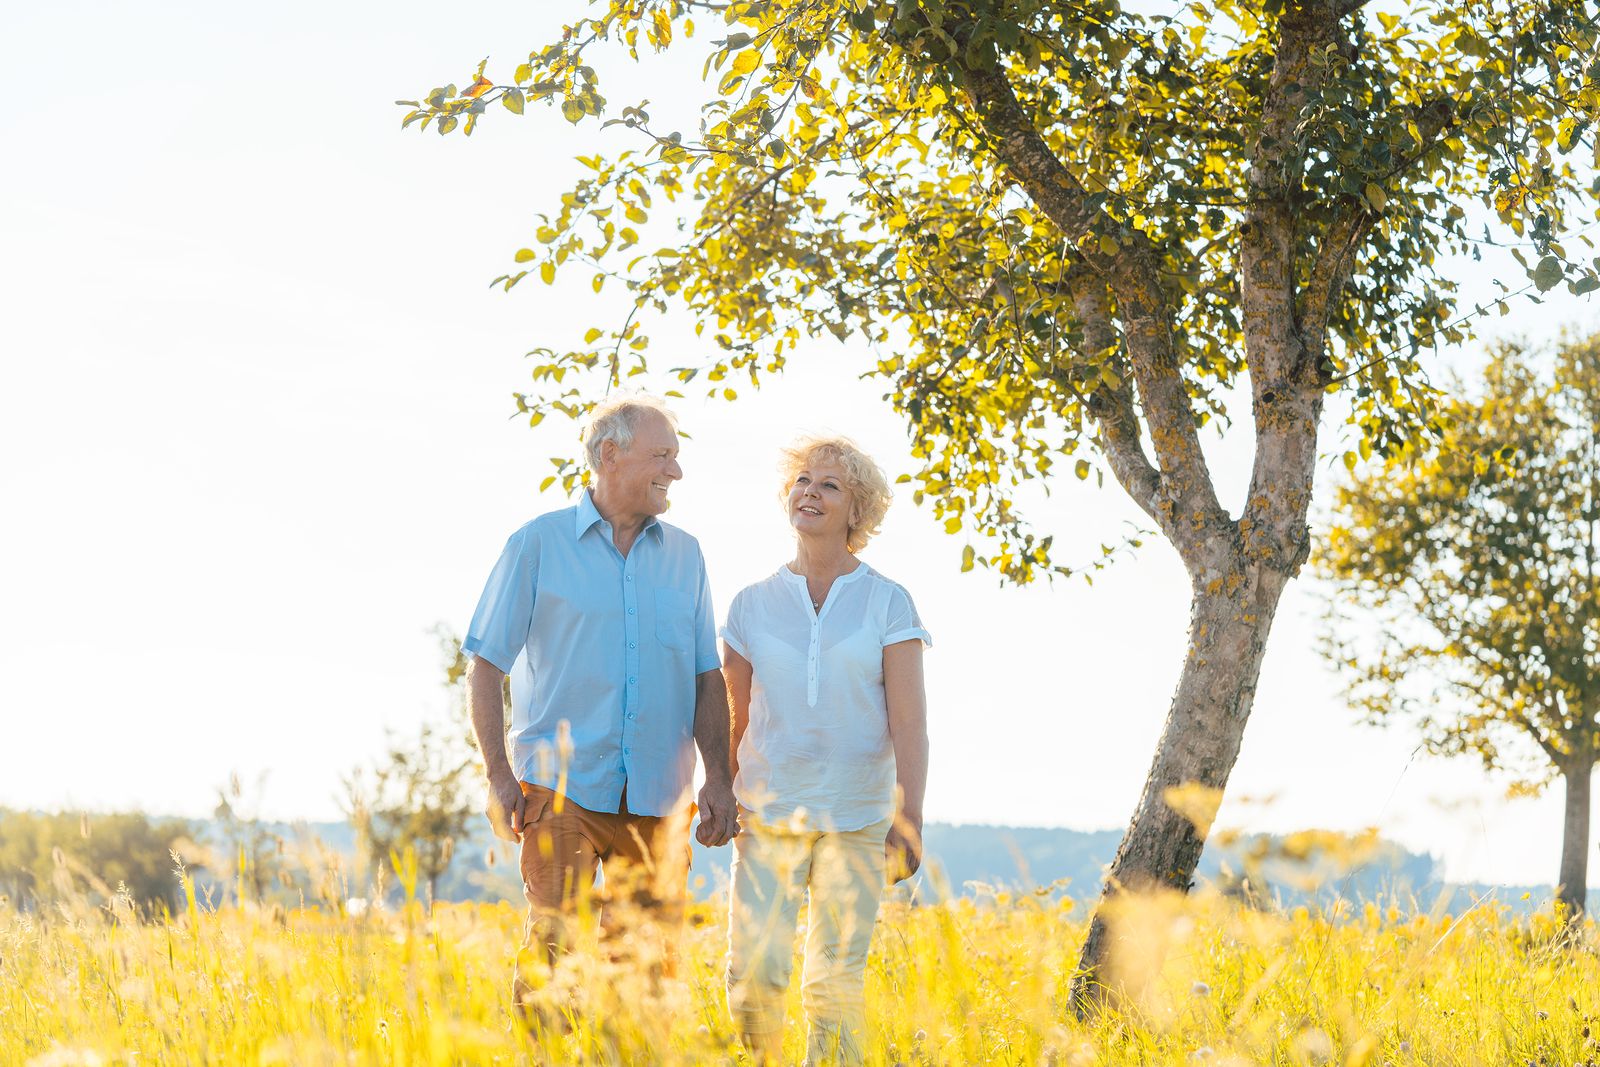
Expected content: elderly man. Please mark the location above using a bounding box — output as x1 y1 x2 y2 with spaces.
461 392 737 1006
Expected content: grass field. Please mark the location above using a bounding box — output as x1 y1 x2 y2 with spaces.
3 881 1596 1066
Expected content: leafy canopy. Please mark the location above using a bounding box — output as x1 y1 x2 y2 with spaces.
402 0 1600 581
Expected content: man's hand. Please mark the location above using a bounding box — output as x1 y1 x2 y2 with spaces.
886 811 923 885
695 779 738 847
486 774 527 843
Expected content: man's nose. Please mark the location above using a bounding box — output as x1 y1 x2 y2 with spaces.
667 458 683 480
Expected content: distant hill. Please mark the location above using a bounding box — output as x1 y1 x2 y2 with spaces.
195 815 1588 916
11 806 1579 916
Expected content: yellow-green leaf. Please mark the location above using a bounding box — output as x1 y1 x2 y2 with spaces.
540 262 556 284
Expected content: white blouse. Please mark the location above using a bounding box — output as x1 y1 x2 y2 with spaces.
720 563 931 832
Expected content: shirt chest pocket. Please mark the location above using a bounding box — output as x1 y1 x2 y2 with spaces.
654 588 694 652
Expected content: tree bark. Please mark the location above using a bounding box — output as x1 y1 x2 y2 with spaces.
1070 553 1296 1014
1557 761 1593 921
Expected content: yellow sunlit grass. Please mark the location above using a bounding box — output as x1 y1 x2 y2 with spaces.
3 885 1597 1065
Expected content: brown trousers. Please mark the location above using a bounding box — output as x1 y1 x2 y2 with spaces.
513 782 692 1009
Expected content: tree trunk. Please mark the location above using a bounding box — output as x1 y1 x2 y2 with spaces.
1070 558 1294 1014
1557 761 1592 921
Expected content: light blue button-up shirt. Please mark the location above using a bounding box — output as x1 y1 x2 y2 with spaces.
463 491 719 816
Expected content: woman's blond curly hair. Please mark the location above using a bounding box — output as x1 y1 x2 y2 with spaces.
778 435 893 553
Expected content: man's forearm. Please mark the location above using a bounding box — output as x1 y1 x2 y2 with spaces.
693 669 733 785
467 657 516 784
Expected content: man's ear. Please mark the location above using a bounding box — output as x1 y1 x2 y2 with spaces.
598 438 617 470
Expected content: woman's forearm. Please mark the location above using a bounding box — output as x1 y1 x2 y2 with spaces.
883 640 928 819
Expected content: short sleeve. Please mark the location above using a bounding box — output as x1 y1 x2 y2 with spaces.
461 526 538 673
692 550 720 674
882 582 932 649
719 588 750 660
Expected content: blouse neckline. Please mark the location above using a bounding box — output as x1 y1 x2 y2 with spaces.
781 561 868 619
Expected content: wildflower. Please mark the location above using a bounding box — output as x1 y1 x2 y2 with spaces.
1192 981 1211 997
1190 1047 1214 1061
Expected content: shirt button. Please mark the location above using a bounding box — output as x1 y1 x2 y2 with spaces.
628 607 635 615
624 746 631 755
629 676 637 685
626 574 633 582
629 641 636 649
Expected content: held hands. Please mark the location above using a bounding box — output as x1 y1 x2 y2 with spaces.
485 774 528 843
695 778 739 847
886 810 924 885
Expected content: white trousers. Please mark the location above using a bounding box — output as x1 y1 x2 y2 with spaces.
725 815 891 1065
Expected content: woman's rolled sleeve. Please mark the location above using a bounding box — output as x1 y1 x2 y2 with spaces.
719 590 751 660
880 584 932 648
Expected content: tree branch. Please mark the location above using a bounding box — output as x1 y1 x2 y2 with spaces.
1300 211 1372 343
956 56 1230 559
1067 267 1163 522
1237 1 1346 571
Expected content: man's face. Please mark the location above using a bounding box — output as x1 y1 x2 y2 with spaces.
600 410 682 518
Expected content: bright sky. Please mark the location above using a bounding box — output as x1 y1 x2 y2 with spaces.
3 0 1595 889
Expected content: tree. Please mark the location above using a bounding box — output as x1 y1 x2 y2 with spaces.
343 629 482 904
1317 334 1600 920
0 808 199 915
403 0 1600 1005
212 772 287 905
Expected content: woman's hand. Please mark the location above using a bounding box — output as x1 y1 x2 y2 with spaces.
886 809 923 884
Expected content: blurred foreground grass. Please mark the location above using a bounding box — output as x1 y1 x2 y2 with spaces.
2 885 1597 1066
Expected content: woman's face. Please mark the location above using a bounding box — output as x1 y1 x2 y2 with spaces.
787 457 854 544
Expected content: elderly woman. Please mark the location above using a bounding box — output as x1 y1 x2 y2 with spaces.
720 435 931 1065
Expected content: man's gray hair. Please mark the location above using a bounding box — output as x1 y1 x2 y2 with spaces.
581 392 679 470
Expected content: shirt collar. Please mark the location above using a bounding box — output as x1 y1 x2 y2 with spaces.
575 490 663 541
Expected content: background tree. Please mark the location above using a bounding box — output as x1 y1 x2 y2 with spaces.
403 0 1600 1004
0 809 199 915
1317 334 1600 920
343 629 482 905
212 772 287 905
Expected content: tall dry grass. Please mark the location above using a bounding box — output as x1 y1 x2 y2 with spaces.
3 870 1597 1066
